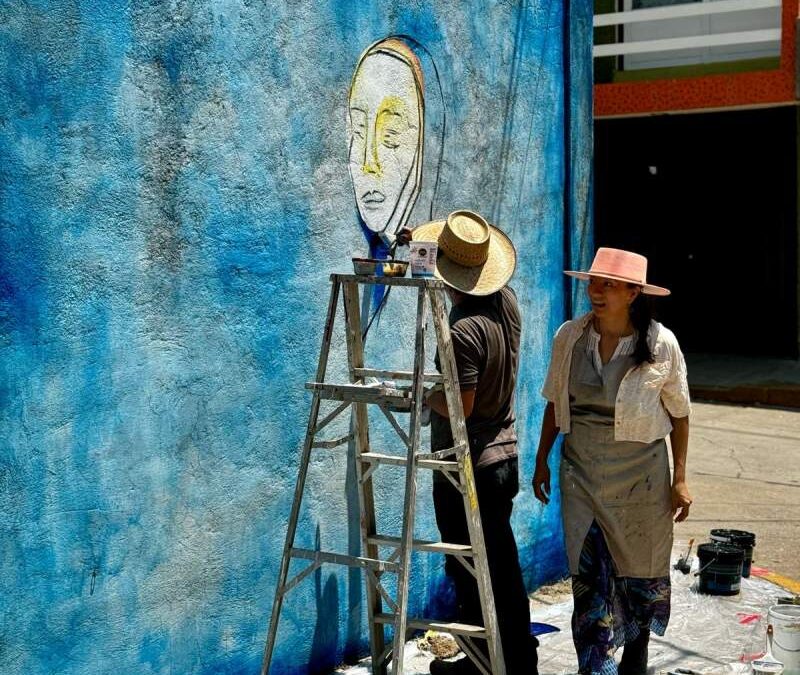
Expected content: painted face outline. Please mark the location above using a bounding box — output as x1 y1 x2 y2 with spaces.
348 44 423 235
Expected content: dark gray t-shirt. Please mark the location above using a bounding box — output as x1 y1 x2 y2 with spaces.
431 286 521 469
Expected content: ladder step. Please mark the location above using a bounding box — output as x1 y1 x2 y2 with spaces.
290 548 399 573
311 433 353 449
353 367 444 384
361 452 459 472
368 534 474 556
361 452 405 466
373 613 487 638
306 382 412 411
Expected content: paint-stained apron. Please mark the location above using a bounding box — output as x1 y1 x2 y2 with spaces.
560 327 673 578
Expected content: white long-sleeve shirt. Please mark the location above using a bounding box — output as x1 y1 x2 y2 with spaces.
541 312 691 443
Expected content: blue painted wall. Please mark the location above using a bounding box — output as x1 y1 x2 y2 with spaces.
0 1 591 673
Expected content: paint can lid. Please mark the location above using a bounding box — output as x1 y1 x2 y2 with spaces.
698 542 745 563
710 528 756 546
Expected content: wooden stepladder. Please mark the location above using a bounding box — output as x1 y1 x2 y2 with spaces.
261 274 505 675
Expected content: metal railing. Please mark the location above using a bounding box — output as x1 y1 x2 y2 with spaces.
594 0 782 68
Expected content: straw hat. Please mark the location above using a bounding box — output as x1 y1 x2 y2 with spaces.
564 247 670 296
411 210 517 296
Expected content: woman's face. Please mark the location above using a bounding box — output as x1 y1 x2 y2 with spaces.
587 277 640 318
349 51 421 233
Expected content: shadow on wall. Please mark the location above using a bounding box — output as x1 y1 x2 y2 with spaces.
308 527 340 674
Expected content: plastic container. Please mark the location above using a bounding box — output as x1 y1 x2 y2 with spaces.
352 258 409 277
409 241 437 278
697 542 744 596
711 528 756 577
769 604 800 675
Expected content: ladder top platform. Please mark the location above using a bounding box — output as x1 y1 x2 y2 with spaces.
330 273 447 288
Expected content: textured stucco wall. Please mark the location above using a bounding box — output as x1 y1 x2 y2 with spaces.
0 1 591 673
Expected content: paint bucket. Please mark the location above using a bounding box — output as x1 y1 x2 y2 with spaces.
711 528 756 577
697 542 744 596
769 605 800 675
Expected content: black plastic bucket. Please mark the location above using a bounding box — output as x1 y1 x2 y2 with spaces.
697 542 744 596
710 529 756 577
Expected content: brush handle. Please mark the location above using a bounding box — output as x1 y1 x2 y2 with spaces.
766 624 774 657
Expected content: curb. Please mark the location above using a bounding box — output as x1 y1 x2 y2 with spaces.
690 385 800 409
756 570 800 595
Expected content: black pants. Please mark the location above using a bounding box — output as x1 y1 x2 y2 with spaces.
432 457 538 673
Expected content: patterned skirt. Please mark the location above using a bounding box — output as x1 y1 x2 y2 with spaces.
572 521 671 675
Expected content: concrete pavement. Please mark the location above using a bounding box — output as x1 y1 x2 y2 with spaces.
680 400 800 582
686 353 800 408
337 401 799 675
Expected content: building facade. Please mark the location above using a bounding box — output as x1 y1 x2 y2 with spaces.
593 0 799 358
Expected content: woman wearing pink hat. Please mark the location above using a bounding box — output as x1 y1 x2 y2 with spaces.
532 248 692 675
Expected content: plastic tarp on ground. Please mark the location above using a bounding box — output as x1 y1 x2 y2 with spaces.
338 542 794 674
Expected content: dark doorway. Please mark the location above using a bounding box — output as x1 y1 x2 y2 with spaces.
594 107 798 357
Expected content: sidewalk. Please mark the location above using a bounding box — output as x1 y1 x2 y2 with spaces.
686 353 800 408
336 401 800 674
337 544 800 674
679 401 800 581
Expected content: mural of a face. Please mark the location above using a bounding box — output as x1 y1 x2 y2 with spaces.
349 40 423 235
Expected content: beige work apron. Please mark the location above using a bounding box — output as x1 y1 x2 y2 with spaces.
560 328 673 578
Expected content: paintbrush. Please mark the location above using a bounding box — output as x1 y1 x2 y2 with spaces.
751 625 784 675
673 538 695 574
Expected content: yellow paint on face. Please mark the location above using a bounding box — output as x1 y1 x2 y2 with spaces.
364 96 410 176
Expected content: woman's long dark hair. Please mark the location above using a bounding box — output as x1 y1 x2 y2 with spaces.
629 289 655 367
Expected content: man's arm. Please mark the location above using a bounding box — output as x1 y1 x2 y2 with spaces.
426 388 475 420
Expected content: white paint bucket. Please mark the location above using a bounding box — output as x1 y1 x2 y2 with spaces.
769 605 800 675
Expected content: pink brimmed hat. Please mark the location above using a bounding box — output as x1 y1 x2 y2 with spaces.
564 247 670 296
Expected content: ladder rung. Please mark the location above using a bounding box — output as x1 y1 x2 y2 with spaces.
311 433 353 449
373 613 487 638
306 382 412 410
361 452 405 466
417 443 467 461
354 367 444 384
361 452 459 472
368 534 474 556
290 548 399 573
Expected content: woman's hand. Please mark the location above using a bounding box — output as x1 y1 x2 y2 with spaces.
532 461 551 505
671 480 693 522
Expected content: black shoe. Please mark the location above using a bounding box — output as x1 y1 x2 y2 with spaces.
618 628 649 675
429 656 481 675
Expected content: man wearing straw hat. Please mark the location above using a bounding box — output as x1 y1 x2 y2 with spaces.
401 210 538 675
